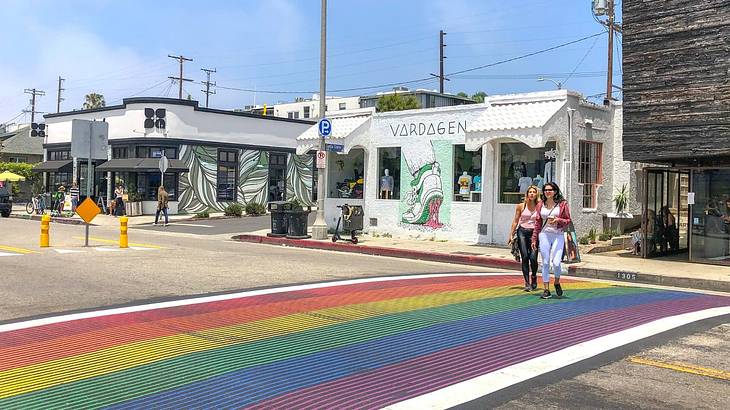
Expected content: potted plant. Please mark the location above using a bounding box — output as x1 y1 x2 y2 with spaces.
125 183 143 216
285 198 312 239
611 184 632 233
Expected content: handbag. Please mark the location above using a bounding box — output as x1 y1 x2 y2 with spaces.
510 231 521 262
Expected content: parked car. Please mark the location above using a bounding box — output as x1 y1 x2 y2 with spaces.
0 185 11 217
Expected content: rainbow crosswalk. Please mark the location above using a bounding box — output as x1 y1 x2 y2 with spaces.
0 274 728 409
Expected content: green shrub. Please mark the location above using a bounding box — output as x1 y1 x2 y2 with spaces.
579 236 590 245
224 203 244 217
588 228 598 243
245 202 266 215
598 233 612 241
195 210 210 218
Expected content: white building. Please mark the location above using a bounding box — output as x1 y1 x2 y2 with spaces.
259 94 361 119
296 90 635 245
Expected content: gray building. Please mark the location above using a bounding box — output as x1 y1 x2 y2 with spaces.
359 88 476 110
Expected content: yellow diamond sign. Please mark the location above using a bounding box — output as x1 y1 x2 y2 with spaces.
76 197 101 223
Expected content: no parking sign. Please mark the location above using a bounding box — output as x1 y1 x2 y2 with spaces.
316 150 327 169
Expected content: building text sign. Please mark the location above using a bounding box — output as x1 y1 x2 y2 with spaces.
389 120 467 137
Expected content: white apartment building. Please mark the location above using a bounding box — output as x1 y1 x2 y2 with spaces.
249 95 361 119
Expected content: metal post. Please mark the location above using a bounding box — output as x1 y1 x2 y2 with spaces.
85 122 93 247
311 0 329 240
605 0 615 105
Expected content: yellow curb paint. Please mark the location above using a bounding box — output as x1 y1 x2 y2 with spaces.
0 282 612 398
628 356 730 381
0 245 37 254
73 236 163 249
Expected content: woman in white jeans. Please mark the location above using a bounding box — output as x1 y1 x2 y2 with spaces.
531 182 572 299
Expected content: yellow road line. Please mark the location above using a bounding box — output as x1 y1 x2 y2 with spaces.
73 237 163 249
0 245 37 254
628 356 730 381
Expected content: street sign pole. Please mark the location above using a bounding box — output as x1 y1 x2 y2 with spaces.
311 0 329 240
159 155 169 190
85 122 93 247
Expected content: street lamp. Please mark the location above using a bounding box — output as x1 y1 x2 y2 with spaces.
538 77 562 90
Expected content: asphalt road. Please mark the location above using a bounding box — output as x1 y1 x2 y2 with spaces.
1 217 728 409
131 212 317 235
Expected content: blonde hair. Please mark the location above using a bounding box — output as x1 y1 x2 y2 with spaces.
158 185 166 195
523 185 540 207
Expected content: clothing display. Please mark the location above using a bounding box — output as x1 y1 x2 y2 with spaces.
533 174 544 189
509 161 527 179
473 175 482 191
518 176 533 193
458 172 472 195
379 175 394 192
544 161 554 183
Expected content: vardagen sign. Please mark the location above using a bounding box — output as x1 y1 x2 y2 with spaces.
389 120 467 137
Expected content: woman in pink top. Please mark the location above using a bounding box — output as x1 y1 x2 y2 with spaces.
508 185 540 291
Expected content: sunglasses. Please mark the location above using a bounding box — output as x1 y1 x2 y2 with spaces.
543 188 555 192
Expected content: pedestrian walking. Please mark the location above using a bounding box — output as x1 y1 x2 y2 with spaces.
69 182 80 212
531 182 572 299
154 185 169 226
55 185 66 215
508 185 540 291
114 185 125 217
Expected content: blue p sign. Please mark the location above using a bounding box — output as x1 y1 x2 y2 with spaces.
318 118 332 137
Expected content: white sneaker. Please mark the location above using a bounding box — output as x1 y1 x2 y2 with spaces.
153 222 157 225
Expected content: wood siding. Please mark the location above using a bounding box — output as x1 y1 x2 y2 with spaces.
623 0 730 164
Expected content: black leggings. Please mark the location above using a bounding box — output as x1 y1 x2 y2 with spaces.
517 226 538 284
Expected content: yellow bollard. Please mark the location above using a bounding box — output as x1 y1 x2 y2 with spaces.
120 216 129 248
40 214 51 247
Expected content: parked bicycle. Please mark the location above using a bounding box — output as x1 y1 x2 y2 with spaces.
25 193 47 215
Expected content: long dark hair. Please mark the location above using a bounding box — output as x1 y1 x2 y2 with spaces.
541 182 565 203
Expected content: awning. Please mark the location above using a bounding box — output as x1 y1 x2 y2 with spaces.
296 111 372 155
32 160 73 172
465 94 567 150
96 158 189 172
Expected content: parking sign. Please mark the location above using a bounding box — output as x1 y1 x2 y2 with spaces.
318 118 332 137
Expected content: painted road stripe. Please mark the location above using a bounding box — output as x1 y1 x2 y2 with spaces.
0 245 36 254
387 306 730 410
54 249 85 254
94 247 121 252
73 237 163 249
0 283 617 398
165 223 213 228
0 252 21 257
628 356 730 381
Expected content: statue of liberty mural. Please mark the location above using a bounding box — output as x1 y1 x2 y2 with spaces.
402 142 444 228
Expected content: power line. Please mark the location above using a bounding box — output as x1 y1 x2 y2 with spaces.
201 68 216 108
168 54 193 99
562 35 601 86
23 88 45 124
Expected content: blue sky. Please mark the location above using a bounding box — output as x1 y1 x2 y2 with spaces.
0 0 622 124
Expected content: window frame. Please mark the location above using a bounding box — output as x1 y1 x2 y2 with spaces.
578 140 603 209
216 149 238 201
376 146 401 200
338 102 346 110
453 144 482 203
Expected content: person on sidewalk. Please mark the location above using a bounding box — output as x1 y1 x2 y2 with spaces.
532 182 572 300
114 185 125 217
508 185 540 291
69 182 80 212
154 185 169 226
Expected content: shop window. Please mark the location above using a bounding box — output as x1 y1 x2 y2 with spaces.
136 146 177 159
339 102 346 110
499 142 557 204
377 147 400 200
268 152 287 201
112 147 128 159
8 157 25 163
48 172 72 190
453 145 482 202
287 111 300 119
328 148 364 199
138 173 178 201
303 106 310 118
217 149 238 201
48 150 70 161
578 141 603 208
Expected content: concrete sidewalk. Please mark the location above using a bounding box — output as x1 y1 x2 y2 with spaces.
8 204 219 226
233 231 730 293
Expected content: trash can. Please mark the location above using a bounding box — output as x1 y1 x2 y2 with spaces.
267 201 290 237
286 205 312 239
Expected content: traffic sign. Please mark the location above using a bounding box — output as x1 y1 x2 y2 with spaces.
316 150 327 169
318 118 332 137
326 143 344 153
159 155 169 174
76 197 101 224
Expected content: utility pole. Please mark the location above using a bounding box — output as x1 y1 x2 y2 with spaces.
201 68 216 108
311 0 328 240
167 54 193 99
56 76 65 113
23 88 45 123
439 30 446 93
430 30 449 93
605 0 615 105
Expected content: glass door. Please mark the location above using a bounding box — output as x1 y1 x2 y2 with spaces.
689 169 730 265
643 170 690 258
268 153 287 201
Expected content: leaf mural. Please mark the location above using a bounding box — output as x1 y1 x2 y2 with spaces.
286 153 314 206
178 145 226 213
238 150 269 206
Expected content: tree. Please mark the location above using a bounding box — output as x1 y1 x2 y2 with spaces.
471 91 487 103
376 93 421 112
456 92 469 98
83 93 106 110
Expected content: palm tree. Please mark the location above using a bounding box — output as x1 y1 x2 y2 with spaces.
83 93 106 110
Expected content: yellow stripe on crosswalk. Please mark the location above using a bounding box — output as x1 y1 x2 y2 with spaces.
0 245 37 254
73 236 163 249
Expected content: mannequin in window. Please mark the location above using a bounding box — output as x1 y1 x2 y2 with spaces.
473 175 482 192
533 174 544 189
380 168 394 199
458 171 472 196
